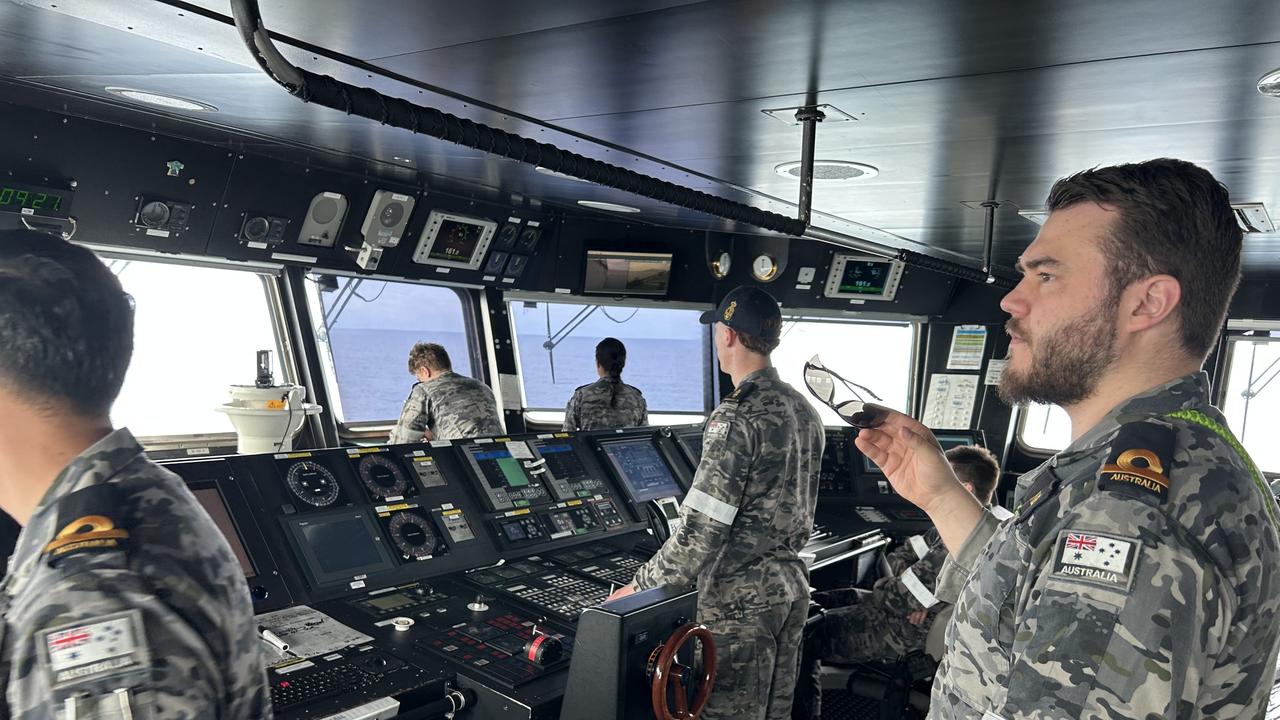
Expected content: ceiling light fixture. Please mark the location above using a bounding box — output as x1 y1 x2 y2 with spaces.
773 160 878 181
1017 209 1048 225
1258 68 1280 98
535 166 591 183
577 200 641 213
105 87 217 112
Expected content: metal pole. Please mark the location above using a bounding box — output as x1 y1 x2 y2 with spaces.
795 107 826 225
980 201 1000 284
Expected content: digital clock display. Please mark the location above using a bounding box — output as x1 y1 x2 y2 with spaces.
0 182 72 219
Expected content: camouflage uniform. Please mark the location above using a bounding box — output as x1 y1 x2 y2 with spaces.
0 428 271 719
632 367 825 720
389 371 503 443
815 528 948 662
562 378 648 431
931 373 1280 719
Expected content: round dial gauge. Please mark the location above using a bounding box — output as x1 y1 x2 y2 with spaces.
285 461 341 507
388 510 440 560
711 251 731 279
752 254 779 282
358 454 410 499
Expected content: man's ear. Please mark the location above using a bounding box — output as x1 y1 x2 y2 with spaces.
720 326 739 349
1122 274 1182 333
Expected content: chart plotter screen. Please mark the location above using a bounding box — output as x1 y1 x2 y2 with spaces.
461 443 552 511
598 437 682 503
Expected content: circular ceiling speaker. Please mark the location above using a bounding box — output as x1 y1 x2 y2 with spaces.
773 160 879 181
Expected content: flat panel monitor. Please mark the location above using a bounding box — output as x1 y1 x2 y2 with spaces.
192 485 258 579
597 437 683 503
411 209 498 270
671 425 704 472
583 250 673 296
529 438 608 501
460 441 553 511
285 509 395 589
861 429 986 476
823 253 905 302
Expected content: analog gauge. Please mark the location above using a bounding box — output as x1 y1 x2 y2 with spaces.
358 454 410 500
752 254 779 282
285 461 341 507
711 251 732 279
496 222 519 248
388 510 441 560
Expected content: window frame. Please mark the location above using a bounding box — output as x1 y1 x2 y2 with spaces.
85 245 293 452
777 311 923 426
1014 403 1070 457
505 292 716 427
302 271 483 438
1219 325 1280 478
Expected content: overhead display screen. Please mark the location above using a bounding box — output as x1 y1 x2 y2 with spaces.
583 250 673 296
598 437 682 503
411 210 497 270
192 486 257 578
0 182 72 218
461 442 553 511
823 253 904 302
286 510 394 588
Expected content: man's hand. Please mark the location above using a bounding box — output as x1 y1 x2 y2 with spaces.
422 429 434 442
606 583 637 602
855 406 985 553
906 609 928 626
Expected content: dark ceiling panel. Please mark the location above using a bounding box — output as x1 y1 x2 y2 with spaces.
2 0 1279 273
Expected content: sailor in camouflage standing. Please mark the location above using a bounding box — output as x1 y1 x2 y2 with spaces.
856 159 1280 719
0 229 271 718
814 445 1001 663
389 342 503 443
608 286 824 720
562 337 648 431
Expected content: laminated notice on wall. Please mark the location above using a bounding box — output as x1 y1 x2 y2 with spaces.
922 374 979 429
946 325 988 370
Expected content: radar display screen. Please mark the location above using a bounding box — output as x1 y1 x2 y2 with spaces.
192 487 257 578
277 455 349 510
598 437 682 503
530 439 606 500
286 510 394 588
461 443 552 511
349 450 417 502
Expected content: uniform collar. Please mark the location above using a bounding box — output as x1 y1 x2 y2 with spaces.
1052 372 1210 465
738 366 779 386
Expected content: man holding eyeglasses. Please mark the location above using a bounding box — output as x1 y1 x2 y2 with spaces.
607 285 825 720
856 159 1280 719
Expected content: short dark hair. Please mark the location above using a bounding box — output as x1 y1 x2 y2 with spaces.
0 230 134 416
736 317 781 356
946 445 1000 505
595 337 627 378
408 342 451 373
1045 158 1242 360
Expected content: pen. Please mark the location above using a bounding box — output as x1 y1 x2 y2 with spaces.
257 625 290 654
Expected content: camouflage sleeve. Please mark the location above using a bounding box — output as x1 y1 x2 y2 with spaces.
1001 491 1232 718
6 555 237 718
883 537 922 576
638 394 649 426
562 390 580 431
934 509 1001 604
871 539 949 612
389 384 429 444
632 408 753 590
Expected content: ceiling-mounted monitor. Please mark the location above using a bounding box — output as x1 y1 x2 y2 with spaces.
583 250 673 296
412 210 498 270
823 253 905 302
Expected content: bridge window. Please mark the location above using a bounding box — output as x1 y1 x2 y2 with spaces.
774 317 917 427
509 299 708 425
104 255 285 438
1221 333 1280 475
1018 403 1072 454
307 275 473 425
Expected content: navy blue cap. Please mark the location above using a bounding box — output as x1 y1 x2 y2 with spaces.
699 286 782 340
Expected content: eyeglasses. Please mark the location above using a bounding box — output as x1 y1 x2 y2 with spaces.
803 355 889 429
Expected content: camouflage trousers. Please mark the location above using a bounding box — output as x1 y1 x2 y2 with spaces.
812 588 930 663
701 597 810 720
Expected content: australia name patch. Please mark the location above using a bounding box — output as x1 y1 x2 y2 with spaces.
1050 530 1138 591
1097 421 1174 502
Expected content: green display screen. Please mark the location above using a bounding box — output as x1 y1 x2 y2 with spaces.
0 182 71 218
